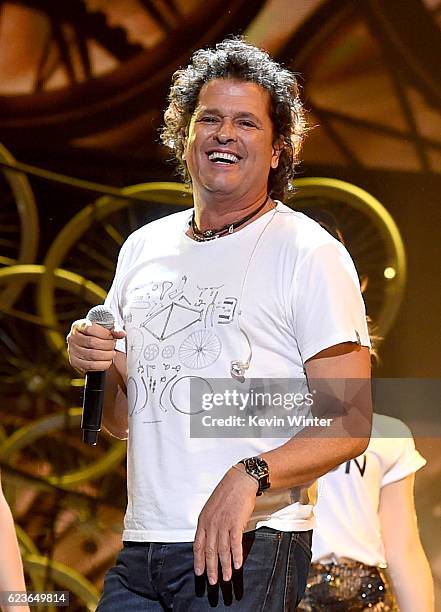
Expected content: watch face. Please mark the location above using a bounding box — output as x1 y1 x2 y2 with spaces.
246 457 269 477
255 457 269 473
240 457 270 495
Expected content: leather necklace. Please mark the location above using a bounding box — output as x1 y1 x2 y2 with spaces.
190 195 270 242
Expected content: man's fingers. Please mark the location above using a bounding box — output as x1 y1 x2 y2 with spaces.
69 319 90 334
193 527 206 576
72 345 116 364
218 530 232 582
73 356 116 372
194 527 241 584
70 320 113 339
205 530 219 585
111 329 126 340
230 527 243 570
69 334 116 351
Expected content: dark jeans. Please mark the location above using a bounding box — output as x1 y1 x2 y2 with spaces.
96 528 312 611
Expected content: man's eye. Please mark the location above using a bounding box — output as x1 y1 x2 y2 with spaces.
199 116 218 123
239 120 256 128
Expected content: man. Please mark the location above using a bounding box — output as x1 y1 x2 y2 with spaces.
67 38 372 610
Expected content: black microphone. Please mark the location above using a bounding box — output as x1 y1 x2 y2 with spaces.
81 305 115 445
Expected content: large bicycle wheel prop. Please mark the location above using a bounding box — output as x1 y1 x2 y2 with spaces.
0 263 125 490
1 408 125 612
0 143 39 307
277 0 441 173
1 405 126 611
14 524 101 611
0 264 127 603
22 555 100 612
291 178 406 337
0 0 264 144
0 265 105 407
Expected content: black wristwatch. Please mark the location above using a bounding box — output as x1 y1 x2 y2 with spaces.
239 456 271 496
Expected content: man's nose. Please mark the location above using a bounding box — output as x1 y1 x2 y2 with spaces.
214 118 236 143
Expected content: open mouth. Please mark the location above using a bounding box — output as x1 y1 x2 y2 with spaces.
207 151 241 164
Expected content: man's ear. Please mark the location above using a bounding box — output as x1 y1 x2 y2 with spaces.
271 139 284 169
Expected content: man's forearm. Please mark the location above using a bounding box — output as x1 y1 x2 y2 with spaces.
102 362 128 440
261 419 369 490
261 344 372 490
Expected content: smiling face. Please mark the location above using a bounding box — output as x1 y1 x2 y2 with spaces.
183 79 282 204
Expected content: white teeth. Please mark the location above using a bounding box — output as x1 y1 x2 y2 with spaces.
208 152 239 163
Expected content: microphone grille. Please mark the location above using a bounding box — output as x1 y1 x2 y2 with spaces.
86 305 115 330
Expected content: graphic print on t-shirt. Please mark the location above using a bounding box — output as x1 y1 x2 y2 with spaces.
178 330 221 369
122 275 239 424
344 456 367 477
141 302 202 341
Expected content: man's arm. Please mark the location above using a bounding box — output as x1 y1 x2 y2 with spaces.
379 474 435 612
101 351 128 439
194 341 372 585
67 319 128 439
260 342 372 488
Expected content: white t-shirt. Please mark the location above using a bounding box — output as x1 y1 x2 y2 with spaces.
312 413 426 567
105 202 370 542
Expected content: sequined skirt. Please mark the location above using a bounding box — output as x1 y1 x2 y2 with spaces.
297 560 399 611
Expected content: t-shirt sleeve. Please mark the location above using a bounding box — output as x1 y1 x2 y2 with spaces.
381 426 427 487
104 240 130 354
291 241 371 363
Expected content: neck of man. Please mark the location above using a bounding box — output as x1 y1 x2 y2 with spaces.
192 187 273 233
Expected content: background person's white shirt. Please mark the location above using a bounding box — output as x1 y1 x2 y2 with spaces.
312 413 426 567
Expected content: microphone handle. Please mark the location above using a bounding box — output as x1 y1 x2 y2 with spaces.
81 370 106 445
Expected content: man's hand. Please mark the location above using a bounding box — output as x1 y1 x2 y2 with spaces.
193 465 258 585
67 318 125 373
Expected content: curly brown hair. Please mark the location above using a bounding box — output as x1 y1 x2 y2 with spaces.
160 38 307 200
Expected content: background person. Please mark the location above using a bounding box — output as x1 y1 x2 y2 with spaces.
298 413 434 611
0 472 30 612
